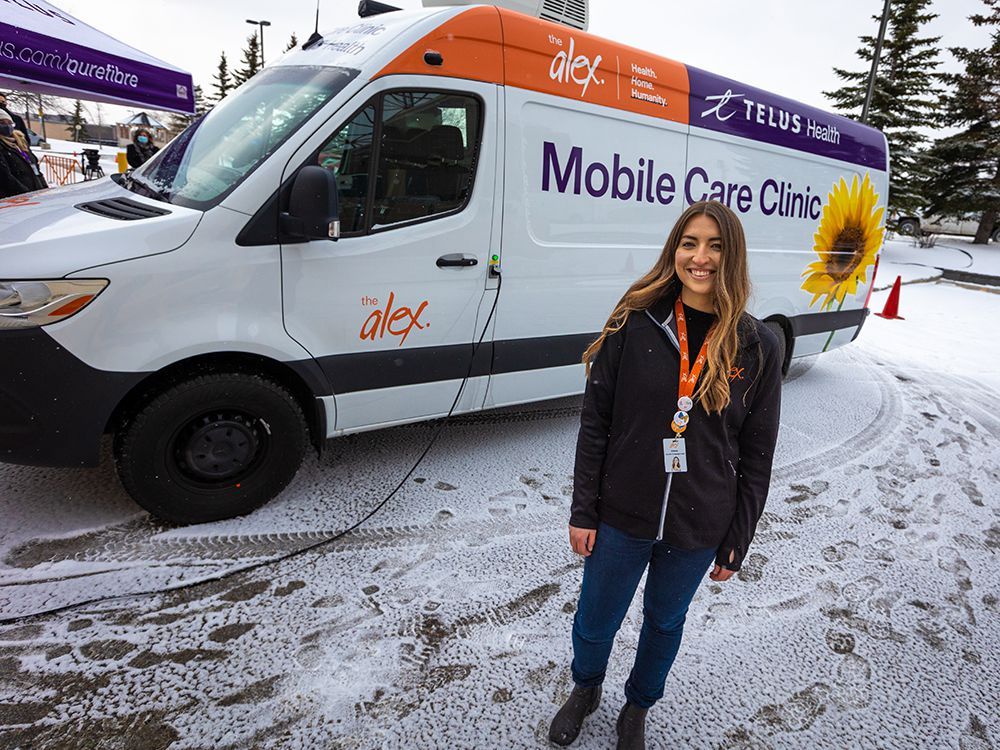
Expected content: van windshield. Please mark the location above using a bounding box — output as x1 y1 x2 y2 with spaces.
129 66 358 210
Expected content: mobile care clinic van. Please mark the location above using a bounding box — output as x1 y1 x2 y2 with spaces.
0 0 888 524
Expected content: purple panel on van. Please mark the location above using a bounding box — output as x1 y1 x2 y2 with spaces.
687 66 886 171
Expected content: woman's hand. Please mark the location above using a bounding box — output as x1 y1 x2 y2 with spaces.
709 565 735 582
569 525 597 557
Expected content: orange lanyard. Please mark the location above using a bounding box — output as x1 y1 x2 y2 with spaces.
672 296 715 435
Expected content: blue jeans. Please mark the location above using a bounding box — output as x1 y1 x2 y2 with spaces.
571 522 715 709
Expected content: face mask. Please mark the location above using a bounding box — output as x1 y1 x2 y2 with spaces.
0 124 14 137
137 135 149 145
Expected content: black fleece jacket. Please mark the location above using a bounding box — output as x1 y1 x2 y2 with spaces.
570 286 783 571
0 143 46 198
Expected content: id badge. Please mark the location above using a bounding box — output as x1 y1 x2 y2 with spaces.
663 437 687 473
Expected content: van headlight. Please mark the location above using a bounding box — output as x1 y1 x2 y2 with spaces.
0 280 109 329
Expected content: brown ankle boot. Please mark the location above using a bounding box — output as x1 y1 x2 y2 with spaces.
548 684 602 746
615 701 648 749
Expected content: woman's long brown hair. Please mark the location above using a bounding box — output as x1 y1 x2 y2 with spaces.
581 200 752 414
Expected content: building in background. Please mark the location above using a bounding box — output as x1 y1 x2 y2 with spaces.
23 113 116 146
22 111 168 147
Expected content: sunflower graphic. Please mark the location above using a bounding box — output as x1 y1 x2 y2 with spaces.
801 173 885 311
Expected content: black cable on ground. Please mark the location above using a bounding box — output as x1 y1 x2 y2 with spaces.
0 272 504 626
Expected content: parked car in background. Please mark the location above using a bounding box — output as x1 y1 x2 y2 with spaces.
895 212 999 242
25 128 43 147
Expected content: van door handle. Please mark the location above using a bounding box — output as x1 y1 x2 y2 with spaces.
436 254 478 268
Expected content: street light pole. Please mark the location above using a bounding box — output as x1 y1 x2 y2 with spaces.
246 18 272 66
861 0 892 125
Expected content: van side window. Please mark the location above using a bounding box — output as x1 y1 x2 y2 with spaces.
372 92 481 228
316 104 376 234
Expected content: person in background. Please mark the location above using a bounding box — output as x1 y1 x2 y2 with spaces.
0 93 29 139
0 112 47 198
126 128 158 168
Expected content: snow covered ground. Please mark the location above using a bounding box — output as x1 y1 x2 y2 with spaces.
877 233 1000 288
0 246 997 749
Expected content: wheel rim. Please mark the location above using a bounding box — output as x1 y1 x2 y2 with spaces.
172 411 267 485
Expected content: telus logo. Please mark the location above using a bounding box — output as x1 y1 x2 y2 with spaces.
701 89 743 122
703 89 803 134
549 38 605 97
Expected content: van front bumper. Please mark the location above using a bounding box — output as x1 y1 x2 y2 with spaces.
0 329 145 467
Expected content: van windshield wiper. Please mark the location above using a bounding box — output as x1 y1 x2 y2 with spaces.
125 171 172 204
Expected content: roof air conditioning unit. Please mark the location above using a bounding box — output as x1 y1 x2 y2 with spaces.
422 0 588 31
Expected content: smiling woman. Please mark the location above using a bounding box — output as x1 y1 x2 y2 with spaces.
551 200 784 749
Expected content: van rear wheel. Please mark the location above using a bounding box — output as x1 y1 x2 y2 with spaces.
114 372 308 524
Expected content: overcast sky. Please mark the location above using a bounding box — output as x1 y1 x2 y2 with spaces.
44 0 992 125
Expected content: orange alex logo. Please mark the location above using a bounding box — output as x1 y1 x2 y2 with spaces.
728 367 745 382
0 195 40 210
359 292 429 347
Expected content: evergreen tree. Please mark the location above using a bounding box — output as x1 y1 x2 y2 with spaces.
212 52 233 102
233 33 262 85
167 85 209 137
285 32 299 52
923 0 1000 243
69 99 89 142
824 0 943 215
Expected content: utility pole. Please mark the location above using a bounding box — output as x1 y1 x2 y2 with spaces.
36 94 46 141
861 0 892 124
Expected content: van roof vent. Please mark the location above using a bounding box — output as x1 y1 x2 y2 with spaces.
422 0 588 31
75 197 171 221
539 0 587 30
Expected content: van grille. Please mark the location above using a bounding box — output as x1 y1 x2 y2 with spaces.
540 0 588 30
75 198 171 221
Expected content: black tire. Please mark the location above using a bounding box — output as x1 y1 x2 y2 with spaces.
991 227 1000 243
114 372 308 524
764 321 788 378
897 218 919 236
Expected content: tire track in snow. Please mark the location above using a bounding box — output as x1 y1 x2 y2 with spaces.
3 351 896 574
771 348 903 484
3 508 564 568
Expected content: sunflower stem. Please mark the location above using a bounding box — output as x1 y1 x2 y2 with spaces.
821 297 847 352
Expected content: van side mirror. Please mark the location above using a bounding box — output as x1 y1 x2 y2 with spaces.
281 166 341 241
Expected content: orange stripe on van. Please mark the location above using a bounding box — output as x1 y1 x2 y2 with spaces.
374 6 504 85
497 10 689 125
377 8 689 124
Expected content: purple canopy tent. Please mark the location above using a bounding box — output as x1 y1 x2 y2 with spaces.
0 0 194 114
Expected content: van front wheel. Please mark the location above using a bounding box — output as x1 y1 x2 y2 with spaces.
114 372 308 524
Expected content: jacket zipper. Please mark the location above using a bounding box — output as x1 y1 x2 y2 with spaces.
647 309 678 542
656 473 673 541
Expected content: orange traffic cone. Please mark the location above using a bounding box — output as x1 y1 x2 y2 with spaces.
875 275 905 320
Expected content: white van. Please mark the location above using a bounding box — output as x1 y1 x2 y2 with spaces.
0 2 889 523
